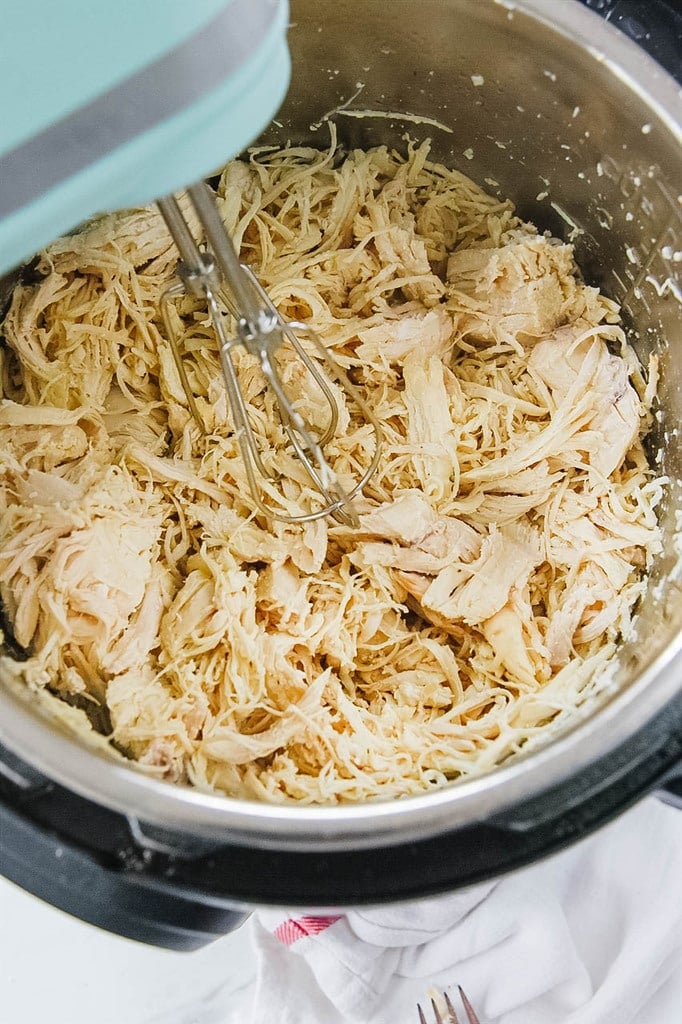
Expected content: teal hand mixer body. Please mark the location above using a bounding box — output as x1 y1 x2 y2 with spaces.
0 0 381 523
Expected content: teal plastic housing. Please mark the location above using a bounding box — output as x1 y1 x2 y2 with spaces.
0 0 290 275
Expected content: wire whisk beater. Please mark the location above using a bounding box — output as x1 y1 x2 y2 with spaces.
158 183 382 526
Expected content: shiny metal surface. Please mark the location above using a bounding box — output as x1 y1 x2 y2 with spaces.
157 185 382 524
0 0 680 849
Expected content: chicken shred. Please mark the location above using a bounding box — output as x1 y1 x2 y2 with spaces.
0 135 662 804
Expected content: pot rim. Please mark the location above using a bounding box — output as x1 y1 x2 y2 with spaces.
0 0 680 849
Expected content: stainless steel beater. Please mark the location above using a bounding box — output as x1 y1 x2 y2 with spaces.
157 184 382 527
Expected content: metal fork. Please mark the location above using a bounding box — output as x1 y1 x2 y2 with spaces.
417 987 481 1024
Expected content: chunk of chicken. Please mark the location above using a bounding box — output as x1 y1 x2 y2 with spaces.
446 237 607 349
42 517 160 653
400 523 543 627
545 562 623 668
403 353 461 500
102 565 173 675
355 308 454 366
482 592 550 686
0 462 162 666
353 492 481 575
256 562 312 633
528 327 641 476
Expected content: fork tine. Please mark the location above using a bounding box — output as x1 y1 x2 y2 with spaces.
418 989 481 1024
443 991 461 1023
430 997 445 1024
458 986 482 1024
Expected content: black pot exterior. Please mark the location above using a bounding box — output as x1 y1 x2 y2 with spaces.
1 687 681 950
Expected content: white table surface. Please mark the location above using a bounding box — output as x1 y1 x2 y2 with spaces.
0 875 257 1024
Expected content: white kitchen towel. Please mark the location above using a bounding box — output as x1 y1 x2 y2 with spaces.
234 797 682 1024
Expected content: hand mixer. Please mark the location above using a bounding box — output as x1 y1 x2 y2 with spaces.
0 0 381 525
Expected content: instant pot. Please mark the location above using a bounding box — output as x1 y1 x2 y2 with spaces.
1 0 681 951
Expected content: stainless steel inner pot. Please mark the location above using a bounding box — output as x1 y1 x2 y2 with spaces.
1 0 680 850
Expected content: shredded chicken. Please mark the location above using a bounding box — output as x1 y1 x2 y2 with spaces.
0 132 663 804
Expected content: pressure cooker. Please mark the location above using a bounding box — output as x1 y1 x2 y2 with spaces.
0 0 680 950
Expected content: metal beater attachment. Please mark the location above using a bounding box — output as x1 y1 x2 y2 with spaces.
157 184 382 527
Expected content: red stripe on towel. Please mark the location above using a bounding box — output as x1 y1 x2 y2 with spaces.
273 915 342 946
